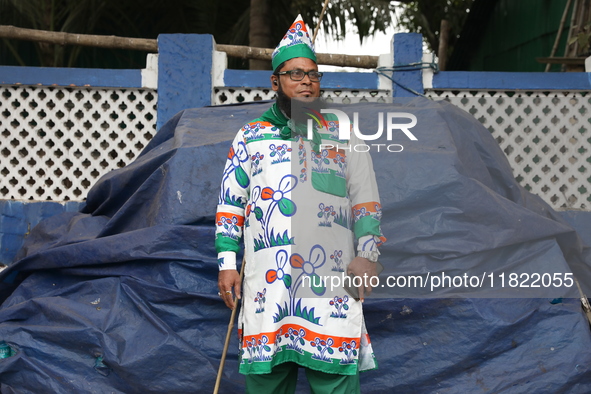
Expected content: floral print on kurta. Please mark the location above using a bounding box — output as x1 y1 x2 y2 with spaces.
216 104 384 375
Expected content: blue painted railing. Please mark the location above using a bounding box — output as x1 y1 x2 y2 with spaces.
0 66 142 88
431 71 591 90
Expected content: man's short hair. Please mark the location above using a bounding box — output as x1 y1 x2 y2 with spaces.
273 61 287 75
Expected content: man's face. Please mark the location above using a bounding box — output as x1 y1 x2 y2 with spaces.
271 57 321 99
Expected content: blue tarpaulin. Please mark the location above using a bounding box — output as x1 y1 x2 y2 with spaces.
1 98 590 393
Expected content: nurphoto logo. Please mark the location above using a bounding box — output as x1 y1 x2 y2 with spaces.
305 107 418 153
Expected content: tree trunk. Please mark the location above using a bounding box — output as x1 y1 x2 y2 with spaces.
437 19 449 71
249 0 272 70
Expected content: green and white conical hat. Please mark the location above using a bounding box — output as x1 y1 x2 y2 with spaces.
272 14 317 71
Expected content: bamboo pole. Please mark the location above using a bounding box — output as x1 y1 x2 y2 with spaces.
218 44 378 68
545 0 574 72
313 0 332 44
0 25 379 69
563 0 580 59
213 259 246 394
0 24 157 52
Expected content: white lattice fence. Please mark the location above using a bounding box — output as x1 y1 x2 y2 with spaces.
2 84 590 210
427 90 591 210
0 85 157 201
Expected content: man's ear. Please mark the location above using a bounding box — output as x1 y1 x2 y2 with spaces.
271 76 279 91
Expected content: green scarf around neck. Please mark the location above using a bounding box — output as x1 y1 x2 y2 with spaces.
256 102 322 152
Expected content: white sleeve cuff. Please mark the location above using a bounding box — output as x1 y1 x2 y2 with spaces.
357 235 379 252
217 251 237 271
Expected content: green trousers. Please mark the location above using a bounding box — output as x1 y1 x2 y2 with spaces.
245 362 360 394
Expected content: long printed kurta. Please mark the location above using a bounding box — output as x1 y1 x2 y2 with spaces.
216 104 385 375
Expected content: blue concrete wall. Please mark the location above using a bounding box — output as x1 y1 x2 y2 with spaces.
392 33 423 97
156 34 214 130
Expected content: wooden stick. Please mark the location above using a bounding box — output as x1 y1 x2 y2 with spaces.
313 0 332 44
315 52 378 68
545 0 573 72
215 44 274 61
213 259 246 394
0 25 379 68
218 43 378 68
0 24 157 52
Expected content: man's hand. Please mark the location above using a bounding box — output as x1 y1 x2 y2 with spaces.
218 269 241 310
347 256 379 302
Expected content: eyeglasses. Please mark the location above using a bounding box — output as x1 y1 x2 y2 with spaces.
276 69 323 82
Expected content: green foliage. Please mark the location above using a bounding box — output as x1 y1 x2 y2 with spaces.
296 0 398 42
0 0 399 68
1 1 482 69
0 0 248 67
397 0 474 55
568 22 591 56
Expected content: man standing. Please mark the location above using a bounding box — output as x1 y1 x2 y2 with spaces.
216 15 385 393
